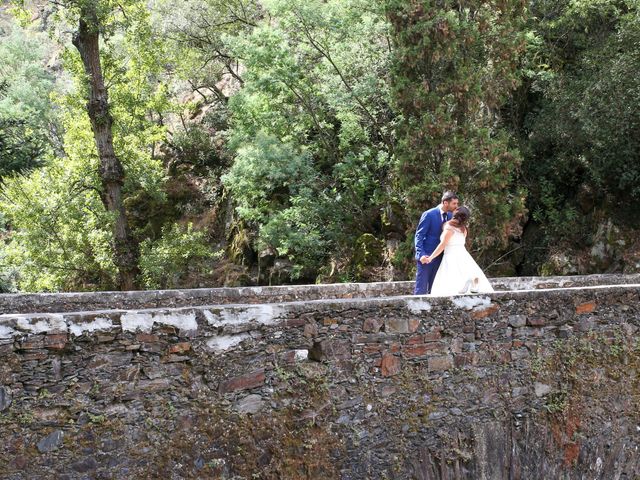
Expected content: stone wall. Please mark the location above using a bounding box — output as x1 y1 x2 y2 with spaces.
1 281 640 479
1 272 639 314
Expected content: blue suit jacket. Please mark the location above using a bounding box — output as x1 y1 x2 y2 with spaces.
414 206 452 260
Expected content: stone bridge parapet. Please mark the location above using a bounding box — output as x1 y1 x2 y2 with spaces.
0 276 639 479
1 272 639 314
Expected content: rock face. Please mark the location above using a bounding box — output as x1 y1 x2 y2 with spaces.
540 218 640 276
0 277 639 478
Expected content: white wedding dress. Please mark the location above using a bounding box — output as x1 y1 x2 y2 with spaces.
430 226 494 296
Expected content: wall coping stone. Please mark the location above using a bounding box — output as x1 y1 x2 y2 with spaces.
1 282 638 340
0 273 639 315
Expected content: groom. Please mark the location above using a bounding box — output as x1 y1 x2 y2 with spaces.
414 191 459 295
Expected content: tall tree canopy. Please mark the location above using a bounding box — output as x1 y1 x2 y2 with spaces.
386 0 528 254
1 1 170 291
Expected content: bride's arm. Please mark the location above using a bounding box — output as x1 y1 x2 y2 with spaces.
425 229 454 264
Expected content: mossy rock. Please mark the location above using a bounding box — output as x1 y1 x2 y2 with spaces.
351 234 385 269
349 234 387 281
381 200 409 237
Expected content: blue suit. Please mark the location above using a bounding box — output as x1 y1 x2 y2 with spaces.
414 206 452 294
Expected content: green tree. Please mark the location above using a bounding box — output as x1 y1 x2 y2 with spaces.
521 0 640 240
0 22 58 176
386 0 528 257
139 222 222 289
1 0 170 291
69 0 146 290
152 0 261 173
223 0 394 279
0 158 117 291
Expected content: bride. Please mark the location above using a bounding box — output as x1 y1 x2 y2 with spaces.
424 206 494 296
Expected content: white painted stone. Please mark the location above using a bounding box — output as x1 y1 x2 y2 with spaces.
120 313 155 333
120 310 197 333
206 333 250 352
204 305 283 328
0 324 15 339
294 349 308 361
202 309 219 325
68 317 113 337
153 311 197 332
452 296 491 311
406 299 432 313
16 315 66 334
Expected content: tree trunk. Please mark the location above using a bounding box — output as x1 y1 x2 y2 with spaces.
72 3 139 290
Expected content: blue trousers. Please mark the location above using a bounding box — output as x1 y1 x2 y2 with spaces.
414 255 443 295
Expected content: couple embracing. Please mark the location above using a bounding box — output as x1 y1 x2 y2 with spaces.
414 191 494 296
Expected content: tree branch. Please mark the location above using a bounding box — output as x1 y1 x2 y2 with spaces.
280 78 335 155
295 11 392 152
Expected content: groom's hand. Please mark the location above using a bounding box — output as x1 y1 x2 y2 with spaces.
420 255 429 264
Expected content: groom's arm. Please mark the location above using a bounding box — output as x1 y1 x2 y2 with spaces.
414 211 432 260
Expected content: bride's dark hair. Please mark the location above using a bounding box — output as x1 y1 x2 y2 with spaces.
450 206 470 232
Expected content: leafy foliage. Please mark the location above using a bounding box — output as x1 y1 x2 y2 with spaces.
0 161 117 291
2 0 640 290
139 222 221 289
222 0 393 278
386 0 528 255
0 24 58 176
520 0 640 241
0 5 170 291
